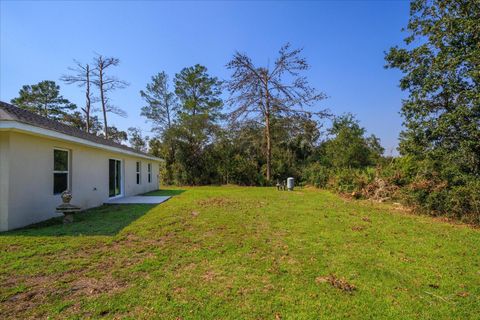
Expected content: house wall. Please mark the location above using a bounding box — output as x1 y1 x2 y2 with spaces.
3 131 160 231
0 132 10 231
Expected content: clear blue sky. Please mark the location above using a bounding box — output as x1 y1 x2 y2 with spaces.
0 0 409 155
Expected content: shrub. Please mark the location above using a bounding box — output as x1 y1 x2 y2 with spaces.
378 157 480 224
447 180 480 223
303 163 330 188
328 168 375 194
303 154 480 224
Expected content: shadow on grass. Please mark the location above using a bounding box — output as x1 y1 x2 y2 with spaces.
143 189 186 196
0 204 156 237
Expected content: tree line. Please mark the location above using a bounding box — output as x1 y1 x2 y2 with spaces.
9 0 480 223
11 44 347 185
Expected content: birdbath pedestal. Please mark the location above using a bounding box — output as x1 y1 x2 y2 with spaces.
56 191 81 224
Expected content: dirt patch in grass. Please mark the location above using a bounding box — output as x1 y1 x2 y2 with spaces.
2 244 22 252
1 275 51 318
202 270 218 282
316 275 357 293
1 269 128 319
197 197 240 208
68 275 126 296
351 225 366 232
191 211 200 217
115 231 179 248
173 287 186 295
0 233 175 318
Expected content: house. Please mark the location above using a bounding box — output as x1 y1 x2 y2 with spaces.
0 101 162 231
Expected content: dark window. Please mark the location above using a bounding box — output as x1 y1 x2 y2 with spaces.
53 149 69 194
136 161 141 184
54 149 68 171
148 163 152 183
54 173 68 194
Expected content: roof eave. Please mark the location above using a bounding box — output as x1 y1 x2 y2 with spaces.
0 120 164 162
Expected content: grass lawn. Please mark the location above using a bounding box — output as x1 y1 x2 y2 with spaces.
1 186 479 319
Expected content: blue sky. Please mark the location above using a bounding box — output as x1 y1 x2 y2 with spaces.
0 0 409 155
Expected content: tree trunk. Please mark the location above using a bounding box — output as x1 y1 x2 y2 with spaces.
85 64 91 133
265 111 272 182
43 96 49 118
264 77 272 183
99 66 108 139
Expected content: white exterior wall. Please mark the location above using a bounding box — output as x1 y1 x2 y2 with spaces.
0 131 160 231
0 132 10 231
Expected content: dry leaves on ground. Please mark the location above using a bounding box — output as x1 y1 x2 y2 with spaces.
315 274 357 293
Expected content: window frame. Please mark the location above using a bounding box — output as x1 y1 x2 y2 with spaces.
53 148 70 195
136 161 141 185
147 163 152 183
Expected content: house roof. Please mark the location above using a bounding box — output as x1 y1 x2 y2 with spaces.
0 101 161 161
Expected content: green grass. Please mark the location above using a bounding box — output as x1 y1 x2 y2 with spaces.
1 204 154 236
0 186 479 319
143 188 186 196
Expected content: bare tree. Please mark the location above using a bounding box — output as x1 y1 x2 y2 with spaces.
61 60 95 133
92 54 128 139
226 43 328 181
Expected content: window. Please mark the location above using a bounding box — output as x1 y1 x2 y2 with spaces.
136 161 141 184
148 163 152 183
53 149 69 194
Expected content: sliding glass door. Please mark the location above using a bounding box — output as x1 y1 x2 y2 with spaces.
109 159 122 197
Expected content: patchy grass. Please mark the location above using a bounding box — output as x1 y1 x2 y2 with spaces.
0 186 479 319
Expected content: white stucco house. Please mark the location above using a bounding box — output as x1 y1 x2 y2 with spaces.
0 101 162 231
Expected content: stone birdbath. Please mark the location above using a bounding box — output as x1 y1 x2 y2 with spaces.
56 190 81 224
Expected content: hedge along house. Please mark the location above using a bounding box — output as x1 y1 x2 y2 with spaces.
0 102 162 231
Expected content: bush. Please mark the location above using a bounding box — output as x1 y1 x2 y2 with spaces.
402 174 480 224
374 157 480 224
303 155 478 224
377 156 416 186
448 180 480 223
303 163 330 188
328 167 375 194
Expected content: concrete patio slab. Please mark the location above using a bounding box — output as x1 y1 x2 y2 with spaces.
106 196 171 204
